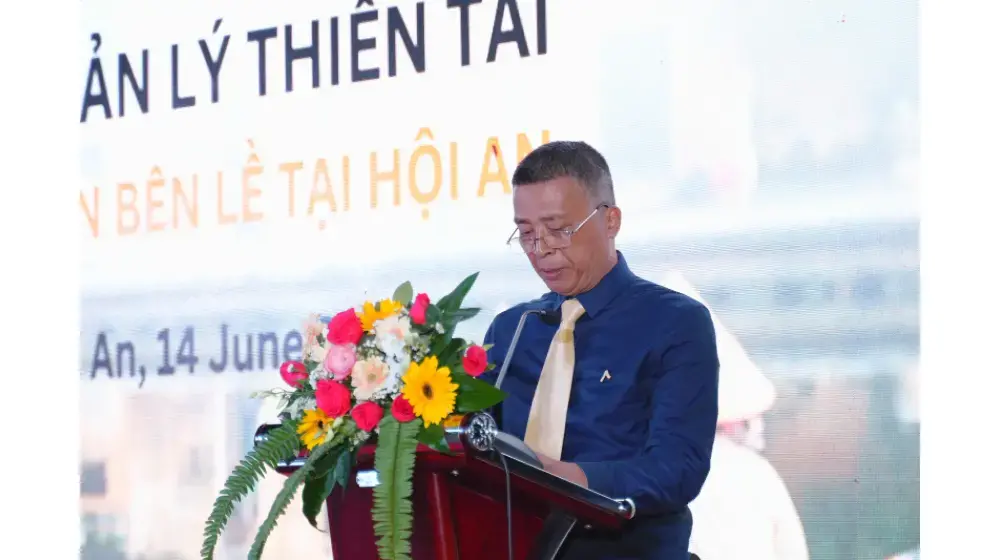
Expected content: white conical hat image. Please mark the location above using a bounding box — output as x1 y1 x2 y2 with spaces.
660 272 776 422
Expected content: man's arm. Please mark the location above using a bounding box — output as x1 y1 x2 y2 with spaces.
575 303 720 516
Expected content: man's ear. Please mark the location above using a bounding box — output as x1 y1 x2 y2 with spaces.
606 206 622 238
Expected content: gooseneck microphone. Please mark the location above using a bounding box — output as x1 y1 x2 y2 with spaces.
489 307 560 560
493 308 561 390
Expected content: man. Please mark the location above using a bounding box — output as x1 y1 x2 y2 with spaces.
481 141 720 559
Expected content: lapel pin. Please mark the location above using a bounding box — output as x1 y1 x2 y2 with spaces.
600 370 611 383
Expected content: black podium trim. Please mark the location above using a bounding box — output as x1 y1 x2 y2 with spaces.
528 510 578 560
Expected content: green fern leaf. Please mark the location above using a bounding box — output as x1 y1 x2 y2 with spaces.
248 440 338 559
371 416 421 560
200 420 301 560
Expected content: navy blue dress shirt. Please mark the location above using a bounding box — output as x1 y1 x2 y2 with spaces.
481 253 720 560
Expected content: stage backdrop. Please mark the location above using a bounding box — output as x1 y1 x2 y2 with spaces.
79 1 919 559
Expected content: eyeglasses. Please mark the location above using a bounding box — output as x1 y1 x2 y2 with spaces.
507 204 610 254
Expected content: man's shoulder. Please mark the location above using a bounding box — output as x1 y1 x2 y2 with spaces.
628 274 712 320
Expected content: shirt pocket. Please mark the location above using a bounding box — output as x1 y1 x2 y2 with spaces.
573 356 650 427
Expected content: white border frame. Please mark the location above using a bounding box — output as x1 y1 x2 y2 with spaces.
0 1 81 558
922 0 1000 558
1 0 997 557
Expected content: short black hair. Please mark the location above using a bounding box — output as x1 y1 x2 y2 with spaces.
511 141 616 205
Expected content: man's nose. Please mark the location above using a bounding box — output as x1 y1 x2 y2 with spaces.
534 234 556 257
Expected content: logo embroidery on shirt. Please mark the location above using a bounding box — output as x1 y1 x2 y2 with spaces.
600 370 612 383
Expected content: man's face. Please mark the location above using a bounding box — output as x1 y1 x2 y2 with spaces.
512 176 617 295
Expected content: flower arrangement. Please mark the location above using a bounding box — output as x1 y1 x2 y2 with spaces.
200 274 503 560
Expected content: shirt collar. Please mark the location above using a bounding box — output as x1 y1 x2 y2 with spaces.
556 251 635 318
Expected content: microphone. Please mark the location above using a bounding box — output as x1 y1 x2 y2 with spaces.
538 308 561 326
489 307 560 560
494 308 561 390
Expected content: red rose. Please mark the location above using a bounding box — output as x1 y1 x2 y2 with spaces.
328 309 363 345
279 360 309 387
350 401 385 432
462 345 488 377
410 293 431 325
391 395 417 423
315 379 351 418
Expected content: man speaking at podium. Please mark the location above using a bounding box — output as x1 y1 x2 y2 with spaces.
482 141 720 559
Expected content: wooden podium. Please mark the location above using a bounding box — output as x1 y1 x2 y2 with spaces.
261 413 635 560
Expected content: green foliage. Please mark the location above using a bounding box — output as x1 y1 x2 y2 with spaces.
454 372 507 413
424 303 442 326
300 444 360 528
301 447 342 528
200 420 301 560
332 446 358 489
306 425 355 480
417 422 450 454
393 281 414 306
431 336 466 367
372 416 421 560
247 441 338 559
436 273 478 313
300 424 361 527
445 307 480 322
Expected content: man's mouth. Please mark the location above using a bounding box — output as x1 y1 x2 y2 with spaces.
539 268 563 280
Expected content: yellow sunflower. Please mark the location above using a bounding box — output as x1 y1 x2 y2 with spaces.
297 409 334 450
358 299 404 331
401 356 458 427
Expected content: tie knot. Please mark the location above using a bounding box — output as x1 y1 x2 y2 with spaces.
560 298 586 327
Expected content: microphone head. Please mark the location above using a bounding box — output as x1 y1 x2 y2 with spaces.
538 309 562 326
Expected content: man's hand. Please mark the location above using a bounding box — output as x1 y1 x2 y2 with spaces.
535 451 589 488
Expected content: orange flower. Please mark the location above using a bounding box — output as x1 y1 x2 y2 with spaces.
442 414 464 429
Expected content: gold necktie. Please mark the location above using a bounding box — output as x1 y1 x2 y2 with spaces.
524 298 587 460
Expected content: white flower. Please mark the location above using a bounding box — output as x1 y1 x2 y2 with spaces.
310 363 330 383
305 342 329 363
286 396 317 418
376 336 410 391
351 358 391 401
301 315 328 355
373 376 401 399
374 314 413 343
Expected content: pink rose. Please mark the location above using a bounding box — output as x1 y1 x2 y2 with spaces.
462 345 488 377
279 360 309 387
350 401 385 432
323 344 357 380
315 379 351 418
391 395 416 423
410 293 431 325
327 309 364 345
